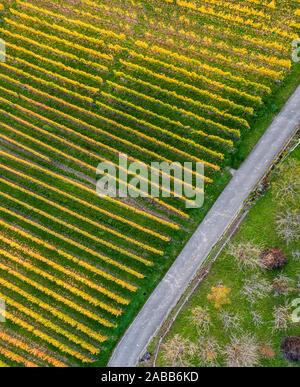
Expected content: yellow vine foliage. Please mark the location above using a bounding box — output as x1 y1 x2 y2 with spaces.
0 330 67 367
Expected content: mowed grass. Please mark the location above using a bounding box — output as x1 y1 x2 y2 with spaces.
157 146 300 367
0 0 298 366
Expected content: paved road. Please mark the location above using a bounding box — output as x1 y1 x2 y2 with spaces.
108 84 300 367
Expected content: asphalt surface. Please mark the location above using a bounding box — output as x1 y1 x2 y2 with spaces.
108 84 300 367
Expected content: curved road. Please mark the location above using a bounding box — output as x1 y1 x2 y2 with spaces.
109 84 300 367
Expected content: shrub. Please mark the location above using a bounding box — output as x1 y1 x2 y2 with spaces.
281 336 300 363
261 247 287 270
259 344 275 359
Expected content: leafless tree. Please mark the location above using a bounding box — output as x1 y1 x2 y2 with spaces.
222 333 260 367
218 311 242 332
291 250 300 261
197 337 221 367
226 242 262 270
272 159 300 205
161 334 195 367
242 274 272 304
251 311 264 327
275 209 300 245
272 274 296 295
187 306 212 335
272 305 291 331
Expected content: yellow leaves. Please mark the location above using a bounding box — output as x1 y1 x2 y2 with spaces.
0 345 38 367
0 130 50 162
0 231 123 323
129 50 261 105
207 284 231 309
176 0 296 39
150 45 270 95
0 130 176 232
0 60 93 103
0 168 162 255
4 311 90 362
0 171 144 288
0 138 166 243
101 91 233 148
135 40 149 49
17 0 125 41
0 223 130 306
110 75 239 139
0 186 145 280
105 67 225 160
6 53 99 93
0 27 108 72
0 290 101 353
267 1 276 9
0 0 296 368
0 190 151 266
0 277 106 350
119 59 253 116
9 91 187 222
5 17 113 62
0 331 67 367
0 245 122 317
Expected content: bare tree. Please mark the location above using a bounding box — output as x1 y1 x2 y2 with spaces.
272 305 291 331
251 311 264 327
222 333 260 367
188 306 212 335
291 250 300 261
275 209 300 245
161 334 195 367
242 274 272 304
226 242 262 270
197 337 221 367
218 311 242 332
272 274 296 295
272 159 300 205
